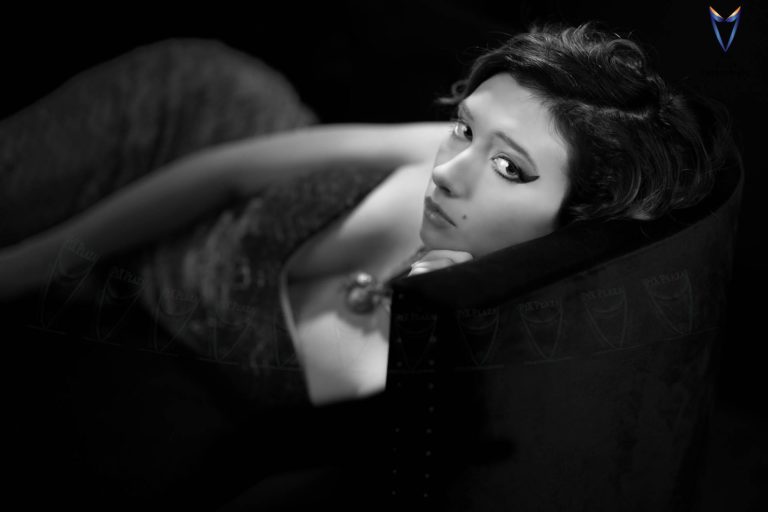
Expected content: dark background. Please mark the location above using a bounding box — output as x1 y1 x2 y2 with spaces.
2 1 765 509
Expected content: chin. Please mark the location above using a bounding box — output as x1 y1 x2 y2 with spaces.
419 224 467 253
418 223 442 250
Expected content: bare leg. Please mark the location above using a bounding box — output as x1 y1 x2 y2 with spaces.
0 38 315 248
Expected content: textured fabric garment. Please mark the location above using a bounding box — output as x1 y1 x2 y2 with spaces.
0 38 314 247
136 164 397 405
0 38 400 508
0 37 402 406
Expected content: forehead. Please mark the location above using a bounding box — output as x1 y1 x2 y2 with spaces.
466 73 549 120
463 73 568 176
464 73 568 163
464 73 553 129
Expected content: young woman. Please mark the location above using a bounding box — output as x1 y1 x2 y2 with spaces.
0 21 733 406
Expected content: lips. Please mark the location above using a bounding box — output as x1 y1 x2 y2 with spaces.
424 197 456 226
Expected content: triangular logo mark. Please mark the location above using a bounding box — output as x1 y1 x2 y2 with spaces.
709 5 742 52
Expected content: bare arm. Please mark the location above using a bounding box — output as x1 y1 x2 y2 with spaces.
0 122 449 299
229 122 450 197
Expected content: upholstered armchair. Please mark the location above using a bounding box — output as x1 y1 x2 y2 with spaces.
382 144 743 510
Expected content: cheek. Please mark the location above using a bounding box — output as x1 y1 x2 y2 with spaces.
467 190 562 252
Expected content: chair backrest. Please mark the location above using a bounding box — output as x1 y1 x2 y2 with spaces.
383 144 744 510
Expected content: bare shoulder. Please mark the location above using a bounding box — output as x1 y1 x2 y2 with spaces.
285 160 431 281
341 160 430 241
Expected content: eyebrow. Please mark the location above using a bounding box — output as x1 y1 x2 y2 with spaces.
458 101 539 174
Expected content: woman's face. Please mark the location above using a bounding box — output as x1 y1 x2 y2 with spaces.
420 73 570 258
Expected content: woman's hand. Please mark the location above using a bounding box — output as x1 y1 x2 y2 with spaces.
408 249 473 276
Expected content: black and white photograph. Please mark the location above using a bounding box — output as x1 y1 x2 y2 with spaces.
1 1 765 510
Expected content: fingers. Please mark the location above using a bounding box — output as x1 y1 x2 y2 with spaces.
416 250 474 264
407 249 474 276
408 259 449 276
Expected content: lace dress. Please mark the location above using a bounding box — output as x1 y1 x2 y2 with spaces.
0 37 405 407
136 164 400 406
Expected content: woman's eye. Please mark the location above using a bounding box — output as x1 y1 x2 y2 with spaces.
451 119 472 141
492 156 525 182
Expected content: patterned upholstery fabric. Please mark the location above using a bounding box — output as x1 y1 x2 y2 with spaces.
381 146 743 510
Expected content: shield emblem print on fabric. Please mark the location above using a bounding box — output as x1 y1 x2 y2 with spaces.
642 270 694 336
37 239 100 334
581 287 628 350
393 312 437 369
709 5 742 52
90 267 145 343
153 288 202 354
519 299 563 360
455 307 500 366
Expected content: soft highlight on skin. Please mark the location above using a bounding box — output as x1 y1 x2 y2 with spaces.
420 73 569 258
436 20 734 227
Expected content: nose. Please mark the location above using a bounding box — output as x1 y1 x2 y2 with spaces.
431 149 474 197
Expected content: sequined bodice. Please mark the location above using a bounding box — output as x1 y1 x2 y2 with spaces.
136 165 397 404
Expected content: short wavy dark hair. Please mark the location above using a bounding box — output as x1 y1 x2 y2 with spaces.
438 21 736 225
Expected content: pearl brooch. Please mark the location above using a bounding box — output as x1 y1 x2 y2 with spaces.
343 271 390 314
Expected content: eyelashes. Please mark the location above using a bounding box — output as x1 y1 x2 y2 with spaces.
448 117 538 184
449 116 470 140
491 155 524 182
